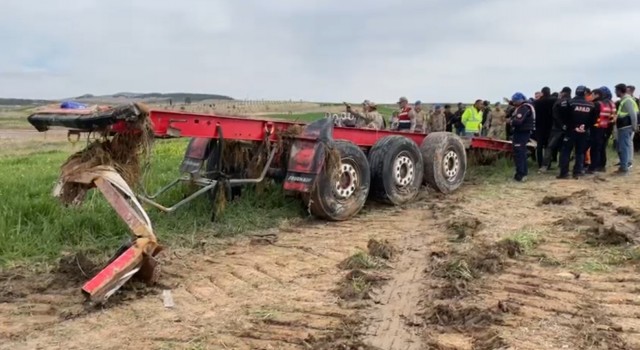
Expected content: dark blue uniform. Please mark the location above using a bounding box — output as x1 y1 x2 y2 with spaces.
558 96 597 178
510 103 535 181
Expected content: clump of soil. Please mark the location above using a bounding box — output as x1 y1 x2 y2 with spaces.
574 311 630 350
540 195 571 205
433 241 525 283
616 206 637 217
306 315 379 350
336 270 389 301
367 239 397 260
497 299 521 315
338 252 381 270
437 280 474 300
424 303 503 331
472 330 509 350
586 225 633 246
556 215 604 231
44 252 100 291
447 216 483 240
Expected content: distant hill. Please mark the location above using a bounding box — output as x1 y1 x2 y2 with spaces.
0 92 234 106
0 98 53 106
96 92 234 102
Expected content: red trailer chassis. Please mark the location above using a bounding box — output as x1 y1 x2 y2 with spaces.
27 103 515 304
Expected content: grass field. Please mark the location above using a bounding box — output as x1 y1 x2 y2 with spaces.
0 139 304 266
0 101 488 268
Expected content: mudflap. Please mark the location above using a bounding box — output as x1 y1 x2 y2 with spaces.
180 137 214 174
283 118 334 193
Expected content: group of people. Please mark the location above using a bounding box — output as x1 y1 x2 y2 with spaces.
505 84 639 182
341 86 638 183
344 96 507 136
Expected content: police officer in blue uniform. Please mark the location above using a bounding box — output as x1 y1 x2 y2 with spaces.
557 85 598 179
509 93 535 182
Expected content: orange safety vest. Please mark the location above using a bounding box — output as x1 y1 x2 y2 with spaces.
594 100 616 129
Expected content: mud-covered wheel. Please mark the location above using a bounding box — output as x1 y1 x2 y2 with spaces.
308 140 370 221
421 132 467 193
368 136 424 205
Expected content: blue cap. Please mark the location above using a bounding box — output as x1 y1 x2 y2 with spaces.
600 86 612 98
415 100 422 105
576 85 587 96
511 92 526 103
435 104 442 109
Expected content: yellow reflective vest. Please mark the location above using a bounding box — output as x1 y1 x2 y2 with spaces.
461 107 483 132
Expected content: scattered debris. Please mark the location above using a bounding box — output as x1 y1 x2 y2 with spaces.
305 315 380 350
250 233 278 246
424 303 504 331
367 239 397 260
616 206 637 217
162 290 174 308
447 216 483 240
541 195 570 205
338 252 381 270
497 299 521 314
586 225 633 246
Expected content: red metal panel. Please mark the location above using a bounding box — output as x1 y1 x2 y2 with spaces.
81 246 140 295
332 128 427 148
469 137 513 152
146 110 513 153
148 110 300 142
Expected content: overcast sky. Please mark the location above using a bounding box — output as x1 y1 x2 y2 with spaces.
2 0 640 103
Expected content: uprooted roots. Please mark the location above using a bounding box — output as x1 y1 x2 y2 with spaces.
433 240 526 282
57 104 154 205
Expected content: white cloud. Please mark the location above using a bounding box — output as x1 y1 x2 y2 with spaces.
1 0 639 102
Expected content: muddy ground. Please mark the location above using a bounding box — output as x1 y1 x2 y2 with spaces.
2 159 640 350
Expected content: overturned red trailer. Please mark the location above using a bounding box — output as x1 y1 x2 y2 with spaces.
27 103 514 303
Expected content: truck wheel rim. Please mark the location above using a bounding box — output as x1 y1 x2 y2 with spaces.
335 162 358 199
443 150 460 180
393 153 414 187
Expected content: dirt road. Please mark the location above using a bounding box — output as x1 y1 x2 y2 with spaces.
2 162 640 350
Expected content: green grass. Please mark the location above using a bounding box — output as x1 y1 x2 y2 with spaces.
0 138 303 266
501 227 543 254
338 252 381 270
0 107 32 129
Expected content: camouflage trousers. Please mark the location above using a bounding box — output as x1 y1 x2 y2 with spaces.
489 126 506 140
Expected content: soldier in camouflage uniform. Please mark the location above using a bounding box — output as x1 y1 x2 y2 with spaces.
409 100 428 133
488 102 507 139
346 101 385 130
428 105 447 132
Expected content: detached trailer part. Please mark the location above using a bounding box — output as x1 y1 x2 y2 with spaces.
28 104 514 303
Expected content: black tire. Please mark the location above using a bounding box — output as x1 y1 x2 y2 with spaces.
421 132 467 193
368 136 424 205
308 140 370 221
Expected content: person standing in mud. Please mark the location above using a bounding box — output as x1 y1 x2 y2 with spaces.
444 104 454 132
509 92 536 182
557 86 597 179
427 105 446 132
410 101 428 133
534 87 556 170
541 87 571 172
452 103 466 135
481 100 491 136
488 102 507 139
587 87 616 173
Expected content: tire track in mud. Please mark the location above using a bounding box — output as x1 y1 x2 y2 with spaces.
0 207 434 350
419 184 640 350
